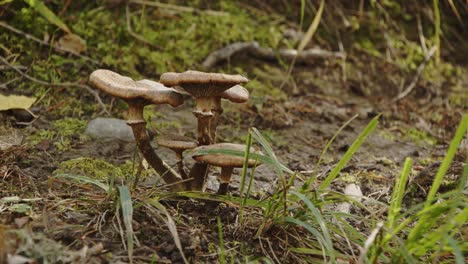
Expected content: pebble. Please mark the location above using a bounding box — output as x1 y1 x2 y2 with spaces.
85 117 135 142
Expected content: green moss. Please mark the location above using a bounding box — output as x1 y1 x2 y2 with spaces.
27 118 87 151
54 157 125 181
143 108 181 131
52 118 87 137
54 157 153 182
70 1 287 77
404 128 437 146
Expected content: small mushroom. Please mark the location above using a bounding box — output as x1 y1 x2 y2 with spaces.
211 85 249 142
160 70 248 191
160 70 248 145
156 134 198 179
89 69 185 190
192 143 260 194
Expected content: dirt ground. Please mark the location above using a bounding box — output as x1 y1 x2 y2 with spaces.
1 50 466 263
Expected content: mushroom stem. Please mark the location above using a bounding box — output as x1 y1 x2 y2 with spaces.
193 96 215 145
189 96 216 191
210 97 223 143
175 151 188 180
126 103 184 191
187 163 209 191
217 166 234 195
126 101 145 121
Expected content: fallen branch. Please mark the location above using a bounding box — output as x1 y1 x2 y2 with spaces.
202 41 346 69
392 45 437 102
0 55 109 114
0 21 99 65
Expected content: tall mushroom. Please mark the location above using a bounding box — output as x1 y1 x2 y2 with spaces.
192 143 260 194
160 70 248 191
156 134 198 179
89 69 185 191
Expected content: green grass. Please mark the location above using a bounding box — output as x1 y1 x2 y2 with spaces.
50 113 467 263
185 114 467 263
6 1 465 262
118 185 134 264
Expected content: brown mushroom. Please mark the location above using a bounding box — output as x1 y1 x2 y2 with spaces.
156 134 198 179
89 69 185 190
160 70 248 145
192 143 260 194
160 70 248 191
210 85 249 142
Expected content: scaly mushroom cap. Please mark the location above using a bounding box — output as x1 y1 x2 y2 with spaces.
90 69 184 107
192 143 260 168
160 70 248 98
157 134 198 151
220 85 249 103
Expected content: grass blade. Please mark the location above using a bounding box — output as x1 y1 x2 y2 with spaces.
426 114 467 205
304 114 359 190
406 114 467 248
387 157 412 231
118 186 134 264
444 235 464 264
24 0 71 33
53 173 109 192
433 0 440 64
282 217 327 262
298 0 325 51
319 115 380 189
290 190 336 262
146 199 189 264
239 130 253 197
217 216 226 264
156 191 266 207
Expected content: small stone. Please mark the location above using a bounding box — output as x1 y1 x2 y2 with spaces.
85 117 134 142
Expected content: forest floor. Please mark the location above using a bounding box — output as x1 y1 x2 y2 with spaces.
0 1 467 263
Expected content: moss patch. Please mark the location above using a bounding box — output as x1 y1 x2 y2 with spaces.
404 128 437 146
53 157 154 182
27 118 87 151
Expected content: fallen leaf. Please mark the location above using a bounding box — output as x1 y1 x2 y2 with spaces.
8 204 32 214
0 94 36 111
56 33 87 54
36 139 50 151
14 216 30 228
0 126 23 150
24 0 71 33
7 254 34 264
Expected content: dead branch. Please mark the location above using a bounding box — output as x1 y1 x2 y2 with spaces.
392 45 437 102
0 55 109 114
201 42 257 69
0 21 99 65
202 41 346 69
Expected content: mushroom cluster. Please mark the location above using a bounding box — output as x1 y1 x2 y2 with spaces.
89 69 260 193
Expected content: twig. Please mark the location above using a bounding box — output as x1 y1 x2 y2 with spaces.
0 65 27 71
337 31 347 82
202 41 345 69
0 55 109 114
358 222 384 264
129 0 229 16
0 76 22 89
125 4 158 48
417 15 428 54
0 21 99 65
392 46 437 102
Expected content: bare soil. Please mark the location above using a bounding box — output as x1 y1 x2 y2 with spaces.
1 57 466 263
